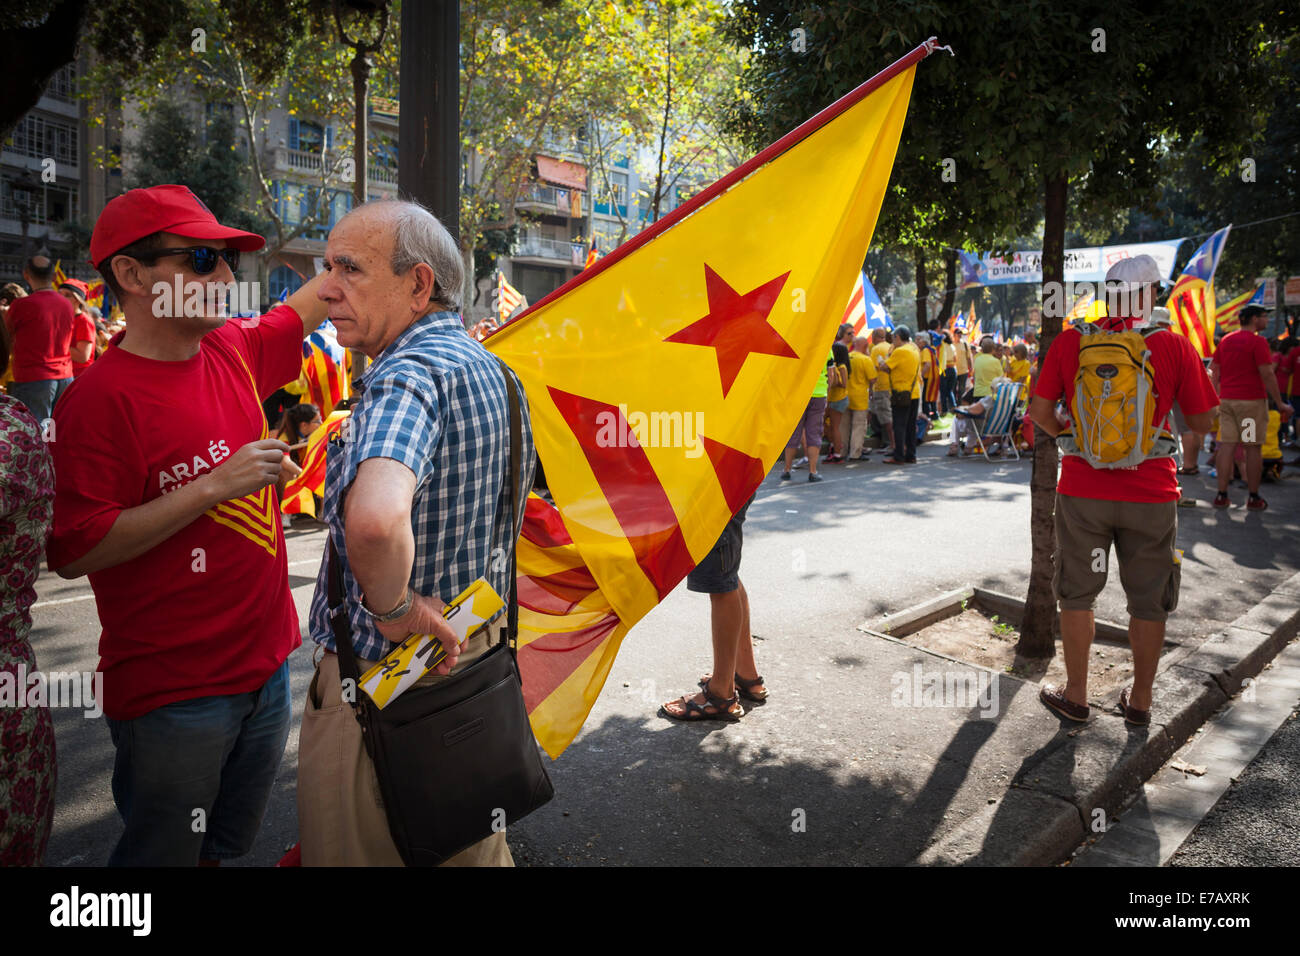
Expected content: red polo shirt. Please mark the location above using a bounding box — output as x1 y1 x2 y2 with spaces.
1035 315 1219 503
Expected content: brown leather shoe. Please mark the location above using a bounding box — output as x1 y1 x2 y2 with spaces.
1118 686 1151 727
1039 683 1089 722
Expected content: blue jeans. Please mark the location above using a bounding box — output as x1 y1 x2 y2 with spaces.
8 377 71 423
105 661 290 866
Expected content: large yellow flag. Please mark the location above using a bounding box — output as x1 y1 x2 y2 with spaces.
487 41 933 757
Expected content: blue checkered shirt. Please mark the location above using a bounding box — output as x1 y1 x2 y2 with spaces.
308 311 535 661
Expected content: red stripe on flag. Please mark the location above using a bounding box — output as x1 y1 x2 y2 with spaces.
700 435 765 515
547 386 697 599
519 614 621 713
522 495 574 548
518 571 598 614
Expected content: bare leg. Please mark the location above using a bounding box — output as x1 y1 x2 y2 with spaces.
706 585 747 699
1060 609 1094 707
1244 445 1263 494
1127 616 1166 711
783 445 795 473
1216 441 1237 493
807 443 821 476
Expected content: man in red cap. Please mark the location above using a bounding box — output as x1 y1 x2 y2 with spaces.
56 277 98 378
46 184 329 866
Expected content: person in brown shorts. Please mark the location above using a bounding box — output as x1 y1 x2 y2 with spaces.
1210 305 1295 511
1028 256 1219 727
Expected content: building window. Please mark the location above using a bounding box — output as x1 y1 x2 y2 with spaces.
5 114 78 166
594 170 628 217
1 180 78 226
272 180 306 225
268 265 302 303
289 118 326 153
45 64 76 103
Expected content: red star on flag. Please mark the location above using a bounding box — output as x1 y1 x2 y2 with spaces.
665 264 798 397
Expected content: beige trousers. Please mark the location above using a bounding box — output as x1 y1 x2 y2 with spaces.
297 630 514 867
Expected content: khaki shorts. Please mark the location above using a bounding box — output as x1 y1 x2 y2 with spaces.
1052 494 1181 622
1218 398 1269 445
297 629 514 867
868 390 892 421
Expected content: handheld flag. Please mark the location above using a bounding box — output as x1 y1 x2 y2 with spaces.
1214 281 1265 335
282 409 349 517
496 270 526 322
302 320 350 417
1168 226 1230 357
583 243 602 270
843 271 892 335
485 40 933 757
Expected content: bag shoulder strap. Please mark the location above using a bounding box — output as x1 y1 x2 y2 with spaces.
493 356 522 651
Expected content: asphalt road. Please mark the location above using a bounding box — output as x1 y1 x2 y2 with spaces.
30 441 1300 866
1168 708 1300 867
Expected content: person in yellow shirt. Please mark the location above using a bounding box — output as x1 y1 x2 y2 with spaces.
824 323 853 462
868 327 894 453
953 331 973 400
879 325 921 464
847 336 875 459
938 331 957 414
1007 342 1032 404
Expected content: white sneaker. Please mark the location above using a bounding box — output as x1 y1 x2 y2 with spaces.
792 456 808 470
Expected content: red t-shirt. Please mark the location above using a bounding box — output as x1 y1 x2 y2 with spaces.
1211 329 1272 400
71 312 97 378
1283 345 1300 394
1035 316 1219 503
47 305 306 720
5 289 75 381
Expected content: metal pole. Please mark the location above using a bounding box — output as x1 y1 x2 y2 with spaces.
399 0 459 244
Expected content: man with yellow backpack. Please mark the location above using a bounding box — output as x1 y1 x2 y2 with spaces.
1028 256 1219 728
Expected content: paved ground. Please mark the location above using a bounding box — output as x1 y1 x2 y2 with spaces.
1169 707 1300 866
32 440 1300 866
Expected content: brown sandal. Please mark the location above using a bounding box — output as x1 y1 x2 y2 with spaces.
700 672 769 703
1039 683 1089 722
659 685 743 722
1118 686 1150 726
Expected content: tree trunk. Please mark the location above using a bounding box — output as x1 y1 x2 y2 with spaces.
940 248 957 326
914 249 928 330
1018 172 1067 657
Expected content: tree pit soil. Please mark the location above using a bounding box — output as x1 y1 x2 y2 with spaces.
893 608 1169 708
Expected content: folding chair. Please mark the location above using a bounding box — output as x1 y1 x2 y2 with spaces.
970 382 1023 461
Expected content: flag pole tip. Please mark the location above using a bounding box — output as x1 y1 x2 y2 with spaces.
924 37 955 56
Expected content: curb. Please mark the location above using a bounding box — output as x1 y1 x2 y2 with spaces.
918 569 1300 866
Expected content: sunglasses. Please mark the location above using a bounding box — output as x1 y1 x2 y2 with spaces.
134 246 240 276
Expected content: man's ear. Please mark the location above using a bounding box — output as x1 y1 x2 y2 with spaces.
111 257 153 299
409 262 436 313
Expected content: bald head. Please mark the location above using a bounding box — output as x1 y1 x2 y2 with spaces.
871 327 887 344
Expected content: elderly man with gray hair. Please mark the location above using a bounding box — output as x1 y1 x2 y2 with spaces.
298 199 534 866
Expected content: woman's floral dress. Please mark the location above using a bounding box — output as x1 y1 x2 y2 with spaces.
0 393 56 865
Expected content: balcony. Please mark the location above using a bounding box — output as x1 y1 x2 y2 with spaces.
271 147 400 186
515 183 582 217
514 235 585 266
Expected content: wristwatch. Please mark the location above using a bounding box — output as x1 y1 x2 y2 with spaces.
360 585 414 623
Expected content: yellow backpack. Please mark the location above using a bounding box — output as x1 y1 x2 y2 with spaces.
1057 324 1178 469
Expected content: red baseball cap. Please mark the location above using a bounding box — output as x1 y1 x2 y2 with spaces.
91 184 265 268
58 277 90 301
